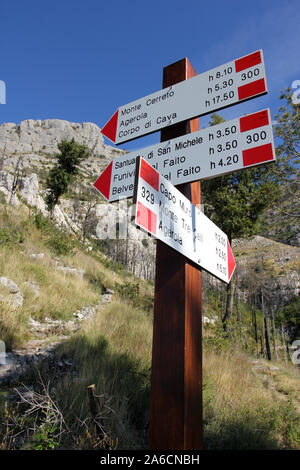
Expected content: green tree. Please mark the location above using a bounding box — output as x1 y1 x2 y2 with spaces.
46 138 89 211
272 88 300 218
202 113 279 330
276 295 300 342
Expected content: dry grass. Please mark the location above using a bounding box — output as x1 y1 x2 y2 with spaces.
62 250 154 299
203 346 300 449
0 201 153 350
34 300 153 449
204 347 270 409
31 303 300 450
0 243 99 322
254 359 300 411
1 203 299 450
0 304 29 350
0 205 109 347
2 296 300 449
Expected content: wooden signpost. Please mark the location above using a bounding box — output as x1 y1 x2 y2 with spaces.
97 52 273 450
148 58 203 450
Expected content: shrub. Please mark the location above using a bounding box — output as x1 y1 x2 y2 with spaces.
33 211 53 233
115 282 140 302
46 232 75 256
0 227 25 247
33 211 75 256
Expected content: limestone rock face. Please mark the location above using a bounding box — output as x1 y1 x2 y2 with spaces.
0 171 19 205
0 118 124 181
19 173 47 214
232 236 300 308
0 119 106 156
0 169 84 232
0 171 14 192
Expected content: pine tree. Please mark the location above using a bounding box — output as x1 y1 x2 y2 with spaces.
202 114 279 331
276 295 300 342
46 138 89 211
272 88 300 218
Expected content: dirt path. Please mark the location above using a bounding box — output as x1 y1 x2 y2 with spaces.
251 358 300 415
0 294 113 385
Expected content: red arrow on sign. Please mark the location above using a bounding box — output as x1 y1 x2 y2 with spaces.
95 108 275 202
227 240 236 283
93 161 113 200
134 156 236 284
101 50 267 145
101 111 119 144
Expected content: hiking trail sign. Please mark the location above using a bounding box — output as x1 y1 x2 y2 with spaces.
133 157 236 283
94 108 275 202
101 50 267 145
95 53 271 451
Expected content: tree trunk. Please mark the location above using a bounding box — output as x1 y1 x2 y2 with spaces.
252 296 258 345
281 324 288 365
9 157 21 204
264 317 272 361
235 289 242 339
261 290 272 360
124 235 128 269
222 280 235 332
251 296 259 356
221 287 225 321
236 290 241 323
260 334 264 357
261 292 266 358
271 308 279 361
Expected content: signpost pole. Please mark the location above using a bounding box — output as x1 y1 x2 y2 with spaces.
149 58 203 450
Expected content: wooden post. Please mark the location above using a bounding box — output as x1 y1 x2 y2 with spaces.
87 384 108 446
148 58 203 450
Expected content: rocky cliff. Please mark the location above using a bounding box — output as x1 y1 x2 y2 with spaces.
0 118 123 178
258 187 300 247
233 236 300 308
0 118 154 281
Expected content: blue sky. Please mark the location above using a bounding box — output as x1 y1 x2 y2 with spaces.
1 0 299 152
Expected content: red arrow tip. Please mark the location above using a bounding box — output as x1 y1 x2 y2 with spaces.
93 162 113 200
101 110 119 143
227 239 236 282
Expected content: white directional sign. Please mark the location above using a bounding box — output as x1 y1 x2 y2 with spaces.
133 157 236 283
94 109 275 202
101 50 267 145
